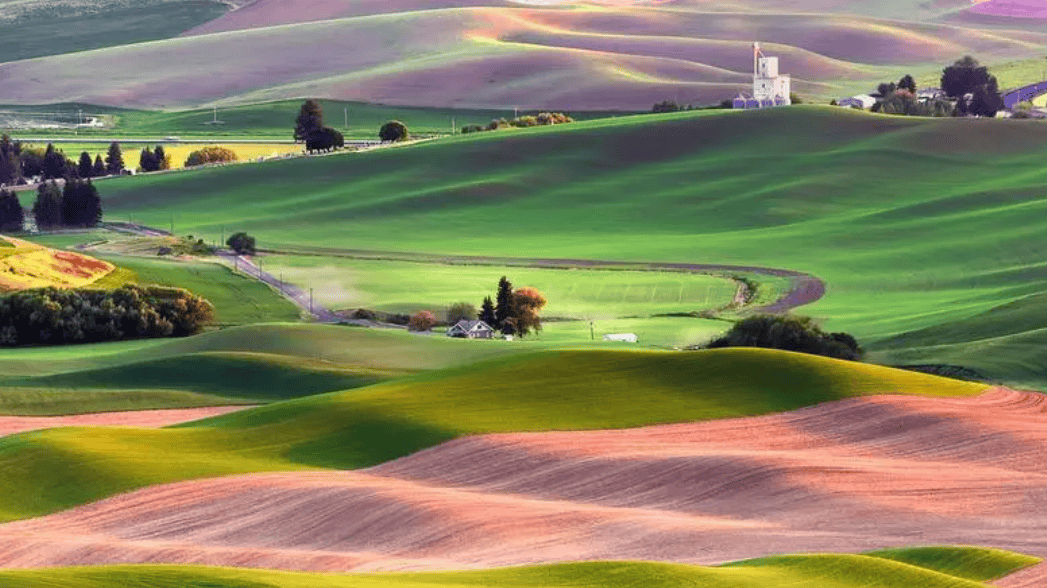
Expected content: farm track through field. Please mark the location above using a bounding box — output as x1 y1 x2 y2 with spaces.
86 224 825 323
255 244 826 315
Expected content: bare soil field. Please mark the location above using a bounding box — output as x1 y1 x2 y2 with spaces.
0 406 251 437
3 387 1047 574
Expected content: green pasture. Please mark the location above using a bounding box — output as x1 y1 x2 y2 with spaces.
0 0 228 63
0 347 985 520
265 255 739 316
2 100 637 140
84 105 1047 387
95 255 301 325
0 547 1038 588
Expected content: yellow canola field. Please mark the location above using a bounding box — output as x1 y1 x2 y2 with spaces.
0 237 114 291
160 143 303 169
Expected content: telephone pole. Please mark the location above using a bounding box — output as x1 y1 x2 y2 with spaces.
344 107 348 129
309 288 314 314
590 321 594 341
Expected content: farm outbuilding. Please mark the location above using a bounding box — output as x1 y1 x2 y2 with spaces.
603 333 638 343
447 320 495 339
837 94 876 109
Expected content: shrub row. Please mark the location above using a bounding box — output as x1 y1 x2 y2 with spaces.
461 112 573 134
0 284 214 346
184 146 238 168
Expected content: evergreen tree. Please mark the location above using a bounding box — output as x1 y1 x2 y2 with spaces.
92 155 105 177
139 147 158 172
479 296 496 325
32 181 62 229
0 190 23 232
105 142 123 175
494 276 514 331
0 151 17 186
294 100 323 142
42 143 67 179
154 145 169 170
60 179 102 227
78 151 93 178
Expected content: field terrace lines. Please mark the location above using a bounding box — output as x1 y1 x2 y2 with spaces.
5 387 1047 571
0 406 252 438
2 5 1045 108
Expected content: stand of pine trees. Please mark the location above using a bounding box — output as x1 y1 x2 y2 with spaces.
33 179 102 229
0 135 121 185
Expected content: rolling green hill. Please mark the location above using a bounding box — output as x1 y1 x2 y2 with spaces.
0 348 984 520
82 106 1047 387
0 548 1036 587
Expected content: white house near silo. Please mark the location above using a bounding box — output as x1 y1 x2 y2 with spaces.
733 42 791 109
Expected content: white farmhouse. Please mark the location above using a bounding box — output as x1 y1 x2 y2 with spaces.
603 333 638 343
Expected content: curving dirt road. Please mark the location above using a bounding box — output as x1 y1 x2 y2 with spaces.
253 244 826 318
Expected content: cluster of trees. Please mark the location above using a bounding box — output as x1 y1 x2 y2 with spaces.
483 276 547 337
138 145 171 172
1 136 124 186
0 284 214 347
294 100 347 152
869 57 1003 118
699 314 863 360
460 113 571 134
651 100 735 113
184 146 238 167
32 179 103 229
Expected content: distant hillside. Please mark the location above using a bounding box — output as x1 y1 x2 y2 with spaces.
0 2 1043 109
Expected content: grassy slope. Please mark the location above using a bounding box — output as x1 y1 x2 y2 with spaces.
95 255 302 325
89 106 1047 386
0 0 228 62
0 348 984 520
2 100 635 140
0 324 518 413
0 549 1036 587
267 255 739 315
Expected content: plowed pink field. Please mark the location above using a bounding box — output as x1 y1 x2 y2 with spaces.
2 387 1047 577
0 406 250 438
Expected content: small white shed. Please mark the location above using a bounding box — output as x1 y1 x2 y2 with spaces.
603 333 638 343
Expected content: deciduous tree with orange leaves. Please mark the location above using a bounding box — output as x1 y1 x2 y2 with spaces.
505 287 547 338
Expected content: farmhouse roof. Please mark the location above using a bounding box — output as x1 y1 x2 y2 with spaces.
451 320 493 331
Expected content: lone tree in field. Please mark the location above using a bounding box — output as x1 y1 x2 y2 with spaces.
408 310 437 332
295 100 324 142
447 302 477 324
226 232 256 255
105 142 123 175
479 296 496 325
77 152 93 178
379 120 408 142
0 189 23 232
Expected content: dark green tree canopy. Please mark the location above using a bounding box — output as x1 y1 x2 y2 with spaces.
295 100 324 142
226 232 256 254
494 276 513 329
897 74 916 93
105 142 124 175
941 56 991 99
379 120 409 142
78 151 93 179
0 189 23 233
